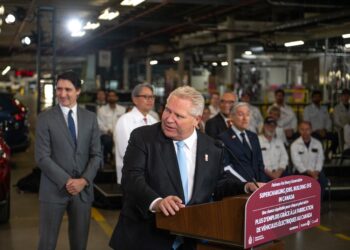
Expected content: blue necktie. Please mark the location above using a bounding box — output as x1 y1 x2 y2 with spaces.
68 110 77 146
173 141 189 250
176 141 189 204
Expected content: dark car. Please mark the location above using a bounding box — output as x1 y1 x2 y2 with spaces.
0 92 30 152
0 134 10 222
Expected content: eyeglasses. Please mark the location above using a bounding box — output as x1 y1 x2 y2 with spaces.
136 95 155 100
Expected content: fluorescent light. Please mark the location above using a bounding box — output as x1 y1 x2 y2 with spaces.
221 61 228 66
98 8 119 20
244 51 252 55
0 5 4 15
150 60 158 65
342 33 350 39
121 0 145 6
2 66 11 75
345 44 350 48
5 13 15 24
251 46 264 52
212 62 218 67
83 21 100 30
71 31 86 37
21 36 31 45
67 19 82 33
173 56 180 62
284 40 304 47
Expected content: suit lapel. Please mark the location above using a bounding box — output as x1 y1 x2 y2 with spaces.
190 132 209 204
76 107 84 150
157 130 184 201
53 105 76 148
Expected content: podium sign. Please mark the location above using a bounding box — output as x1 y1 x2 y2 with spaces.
245 175 320 248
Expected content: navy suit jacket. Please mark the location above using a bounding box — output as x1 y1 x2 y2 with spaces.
218 128 267 182
205 113 228 138
109 123 245 250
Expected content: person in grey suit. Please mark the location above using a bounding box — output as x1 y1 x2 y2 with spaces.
35 71 102 250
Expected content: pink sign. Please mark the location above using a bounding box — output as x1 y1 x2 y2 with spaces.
244 175 321 248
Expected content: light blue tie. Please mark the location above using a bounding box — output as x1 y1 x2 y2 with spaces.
176 141 189 204
68 110 77 146
173 141 189 250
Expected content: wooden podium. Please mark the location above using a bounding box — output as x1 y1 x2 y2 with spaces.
156 195 284 250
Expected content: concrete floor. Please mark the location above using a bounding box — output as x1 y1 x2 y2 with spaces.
0 92 349 249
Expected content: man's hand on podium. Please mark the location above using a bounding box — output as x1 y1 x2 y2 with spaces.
245 182 265 193
153 196 186 216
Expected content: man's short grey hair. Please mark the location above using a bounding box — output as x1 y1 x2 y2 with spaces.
167 86 204 116
231 102 250 115
131 83 154 97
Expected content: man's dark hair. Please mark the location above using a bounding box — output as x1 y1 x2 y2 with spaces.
342 88 350 96
274 89 285 96
56 71 81 89
311 89 322 97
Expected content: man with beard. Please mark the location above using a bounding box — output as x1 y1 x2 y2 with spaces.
258 117 289 181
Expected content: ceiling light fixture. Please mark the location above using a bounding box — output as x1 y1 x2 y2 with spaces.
121 0 145 7
284 40 304 47
98 8 119 20
21 36 31 45
173 56 180 62
0 5 5 15
83 21 100 30
150 60 158 65
212 62 218 67
221 61 228 66
67 19 83 33
2 66 11 76
244 51 252 55
5 13 15 24
345 44 350 48
342 33 350 39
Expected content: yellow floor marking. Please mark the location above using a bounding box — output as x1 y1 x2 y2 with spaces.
335 233 350 241
317 225 331 232
91 207 113 237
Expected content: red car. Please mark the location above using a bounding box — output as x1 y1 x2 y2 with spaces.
0 134 10 222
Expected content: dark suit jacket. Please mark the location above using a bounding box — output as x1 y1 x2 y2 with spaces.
205 113 228 138
218 128 267 182
109 123 245 250
35 105 102 203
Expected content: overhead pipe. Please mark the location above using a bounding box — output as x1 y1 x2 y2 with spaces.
110 0 258 49
267 0 346 9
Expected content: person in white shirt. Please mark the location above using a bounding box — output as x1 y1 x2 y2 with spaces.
208 92 220 118
303 90 338 155
267 106 288 145
258 117 289 180
97 90 126 163
290 121 327 199
114 84 158 184
267 89 297 140
240 91 263 133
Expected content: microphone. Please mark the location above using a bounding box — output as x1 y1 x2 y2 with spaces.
215 139 259 189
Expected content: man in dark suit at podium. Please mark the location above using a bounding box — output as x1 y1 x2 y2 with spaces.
218 102 267 183
109 87 261 250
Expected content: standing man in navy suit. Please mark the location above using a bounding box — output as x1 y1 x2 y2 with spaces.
109 87 261 250
218 102 267 182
